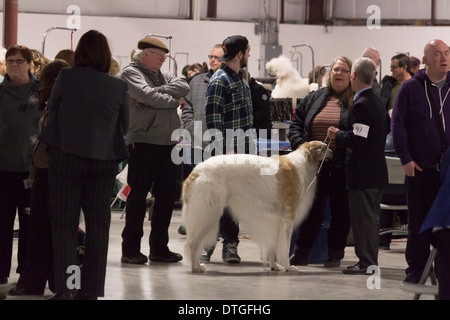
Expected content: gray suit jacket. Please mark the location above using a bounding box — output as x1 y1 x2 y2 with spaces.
40 66 129 161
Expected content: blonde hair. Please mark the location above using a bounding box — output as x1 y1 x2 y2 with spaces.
326 56 354 107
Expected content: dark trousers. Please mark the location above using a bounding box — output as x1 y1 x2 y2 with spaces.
17 168 54 293
405 169 441 282
0 170 30 279
48 148 117 297
434 229 450 300
293 164 350 260
121 143 178 256
348 187 383 268
220 208 239 245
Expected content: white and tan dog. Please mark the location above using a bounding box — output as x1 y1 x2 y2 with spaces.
182 141 332 273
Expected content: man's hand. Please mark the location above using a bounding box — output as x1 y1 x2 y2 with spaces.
403 161 422 177
179 98 186 109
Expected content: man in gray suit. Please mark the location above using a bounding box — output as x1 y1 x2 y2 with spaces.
120 37 190 264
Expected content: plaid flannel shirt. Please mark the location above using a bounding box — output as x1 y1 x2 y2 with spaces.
205 64 255 154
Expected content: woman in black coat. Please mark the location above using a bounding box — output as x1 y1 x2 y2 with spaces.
288 56 354 268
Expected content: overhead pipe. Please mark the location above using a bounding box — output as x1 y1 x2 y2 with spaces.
207 0 217 19
3 0 18 48
431 0 435 26
280 0 284 24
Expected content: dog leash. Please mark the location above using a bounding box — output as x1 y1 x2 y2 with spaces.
306 136 332 193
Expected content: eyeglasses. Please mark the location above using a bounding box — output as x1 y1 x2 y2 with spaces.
146 50 168 60
208 55 220 60
390 65 400 70
332 67 350 74
6 58 27 65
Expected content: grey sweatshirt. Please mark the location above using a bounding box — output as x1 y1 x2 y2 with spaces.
120 61 190 146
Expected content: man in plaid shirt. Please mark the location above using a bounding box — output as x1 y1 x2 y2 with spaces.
203 35 255 263
205 36 255 155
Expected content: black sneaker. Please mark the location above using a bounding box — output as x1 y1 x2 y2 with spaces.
149 251 183 263
222 242 241 263
121 253 148 264
199 246 215 263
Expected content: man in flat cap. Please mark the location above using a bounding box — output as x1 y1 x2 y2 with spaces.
203 35 256 263
120 37 190 264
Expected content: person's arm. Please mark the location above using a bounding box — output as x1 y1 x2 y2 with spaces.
181 97 194 133
205 78 226 152
157 73 190 99
332 100 372 148
288 92 313 150
121 68 180 109
205 79 225 132
391 84 422 176
46 70 64 118
119 89 130 135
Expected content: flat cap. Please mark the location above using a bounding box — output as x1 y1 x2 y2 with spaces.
137 37 169 53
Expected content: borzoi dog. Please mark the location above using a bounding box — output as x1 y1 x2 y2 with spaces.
182 141 332 273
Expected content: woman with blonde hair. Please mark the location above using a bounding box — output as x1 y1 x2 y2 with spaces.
288 56 354 268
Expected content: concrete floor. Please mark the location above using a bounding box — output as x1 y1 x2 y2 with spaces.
1 207 434 301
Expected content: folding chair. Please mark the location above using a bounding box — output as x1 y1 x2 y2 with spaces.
110 164 152 219
110 165 130 218
401 247 438 299
379 156 408 237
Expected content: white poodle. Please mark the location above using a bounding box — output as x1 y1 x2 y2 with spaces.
266 55 317 103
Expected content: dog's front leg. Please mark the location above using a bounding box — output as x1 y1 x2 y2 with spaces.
192 262 207 273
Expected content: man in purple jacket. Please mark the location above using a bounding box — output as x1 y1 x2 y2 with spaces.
391 39 450 284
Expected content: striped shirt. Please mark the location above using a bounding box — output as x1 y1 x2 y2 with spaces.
205 64 255 154
310 96 341 151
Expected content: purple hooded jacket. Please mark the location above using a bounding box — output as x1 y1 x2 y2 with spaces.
391 69 450 167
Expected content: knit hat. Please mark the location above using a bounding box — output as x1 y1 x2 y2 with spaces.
218 35 249 61
137 37 169 53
